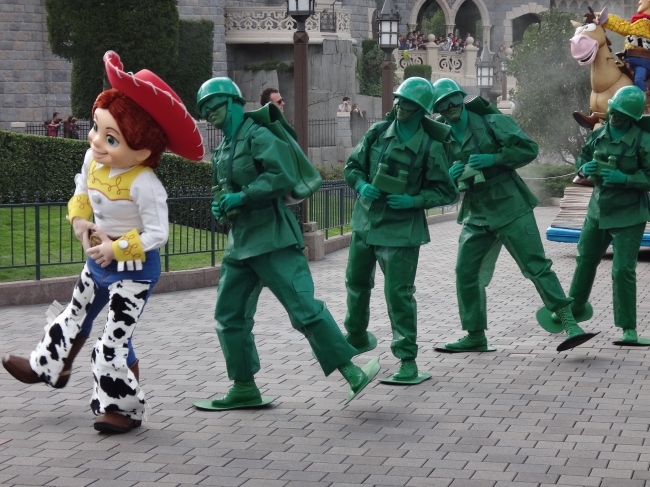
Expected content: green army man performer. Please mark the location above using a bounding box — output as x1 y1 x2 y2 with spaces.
192 78 380 410
538 85 650 346
432 78 597 353
342 77 459 383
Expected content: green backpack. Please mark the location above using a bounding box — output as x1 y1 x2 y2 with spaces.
244 103 322 204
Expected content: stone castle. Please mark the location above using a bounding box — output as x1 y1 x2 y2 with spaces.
0 0 627 130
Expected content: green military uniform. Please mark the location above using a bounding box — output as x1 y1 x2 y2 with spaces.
213 116 356 380
430 78 591 353
569 105 650 334
449 109 572 331
344 97 458 364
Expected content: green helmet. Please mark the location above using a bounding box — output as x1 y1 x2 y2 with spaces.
608 85 646 121
432 78 468 111
393 77 435 113
196 77 247 117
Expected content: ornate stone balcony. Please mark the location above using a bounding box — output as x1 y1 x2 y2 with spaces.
225 3 353 45
394 45 479 87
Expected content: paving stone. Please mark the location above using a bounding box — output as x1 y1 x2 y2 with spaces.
1 208 650 487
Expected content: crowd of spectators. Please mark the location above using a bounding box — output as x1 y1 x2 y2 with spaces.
397 31 484 55
42 112 79 139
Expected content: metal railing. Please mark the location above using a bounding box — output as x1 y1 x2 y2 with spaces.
0 185 458 280
26 121 92 140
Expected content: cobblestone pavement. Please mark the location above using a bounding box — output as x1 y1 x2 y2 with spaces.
2 207 650 487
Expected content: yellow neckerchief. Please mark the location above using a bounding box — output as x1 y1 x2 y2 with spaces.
87 159 152 201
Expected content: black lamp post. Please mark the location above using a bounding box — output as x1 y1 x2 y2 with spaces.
287 0 315 221
377 0 400 116
476 46 494 100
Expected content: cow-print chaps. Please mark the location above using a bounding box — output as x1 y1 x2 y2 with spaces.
30 264 97 386
90 280 150 420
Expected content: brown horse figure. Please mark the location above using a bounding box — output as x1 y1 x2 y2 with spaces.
570 7 633 129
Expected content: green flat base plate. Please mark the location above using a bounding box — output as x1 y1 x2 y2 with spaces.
346 331 378 355
557 332 599 352
378 371 432 384
312 332 377 360
346 356 380 404
193 397 275 411
536 302 594 334
435 345 496 354
613 337 650 346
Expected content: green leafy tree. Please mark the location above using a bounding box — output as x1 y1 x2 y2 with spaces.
508 8 590 163
46 0 180 119
357 39 384 97
421 9 445 38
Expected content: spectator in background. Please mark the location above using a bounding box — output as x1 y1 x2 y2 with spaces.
260 87 285 112
63 115 79 139
398 34 406 50
474 39 483 57
339 96 351 112
43 111 62 136
351 103 364 118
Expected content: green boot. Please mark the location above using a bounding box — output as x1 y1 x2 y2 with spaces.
208 380 264 408
555 306 598 352
439 331 494 353
623 329 638 342
614 328 650 346
392 359 418 381
338 357 380 403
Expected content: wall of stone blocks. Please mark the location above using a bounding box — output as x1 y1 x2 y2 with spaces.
0 1 72 131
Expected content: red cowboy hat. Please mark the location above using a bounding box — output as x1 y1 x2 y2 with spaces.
103 50 204 161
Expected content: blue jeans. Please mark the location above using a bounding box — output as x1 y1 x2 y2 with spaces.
77 250 161 366
627 57 650 91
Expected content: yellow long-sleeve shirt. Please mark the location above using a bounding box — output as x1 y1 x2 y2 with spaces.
604 13 650 51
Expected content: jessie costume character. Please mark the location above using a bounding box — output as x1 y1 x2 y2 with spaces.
2 51 203 433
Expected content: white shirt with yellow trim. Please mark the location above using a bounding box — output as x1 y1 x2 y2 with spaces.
74 149 169 253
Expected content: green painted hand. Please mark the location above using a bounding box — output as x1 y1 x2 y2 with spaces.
449 163 465 181
358 183 381 201
211 201 221 220
386 194 415 209
468 154 495 169
601 168 627 185
582 161 598 176
220 192 244 212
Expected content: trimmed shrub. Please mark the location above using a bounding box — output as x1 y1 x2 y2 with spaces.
166 19 215 119
46 0 180 118
517 163 575 206
404 64 432 81
0 131 212 201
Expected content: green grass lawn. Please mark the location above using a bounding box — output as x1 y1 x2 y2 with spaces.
0 206 227 283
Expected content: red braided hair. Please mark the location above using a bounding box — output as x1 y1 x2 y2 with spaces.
92 89 168 169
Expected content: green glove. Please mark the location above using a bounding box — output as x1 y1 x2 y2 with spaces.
220 192 244 212
600 168 627 185
358 183 381 201
468 154 495 169
211 201 221 220
386 194 415 209
449 164 465 182
581 161 598 176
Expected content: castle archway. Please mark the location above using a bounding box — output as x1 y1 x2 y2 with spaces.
503 2 546 46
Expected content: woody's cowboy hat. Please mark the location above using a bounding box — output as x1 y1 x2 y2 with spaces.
103 50 204 161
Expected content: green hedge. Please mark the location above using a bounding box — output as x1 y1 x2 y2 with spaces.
166 19 215 119
404 64 433 81
0 131 212 201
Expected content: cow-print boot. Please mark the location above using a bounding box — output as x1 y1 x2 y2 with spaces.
3 266 97 387
90 280 149 431
94 360 142 433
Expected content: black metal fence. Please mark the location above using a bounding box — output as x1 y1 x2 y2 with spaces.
26 121 93 140
308 118 336 147
1 182 459 281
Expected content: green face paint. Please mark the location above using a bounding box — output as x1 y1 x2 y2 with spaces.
608 108 633 128
394 97 420 122
206 103 228 129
